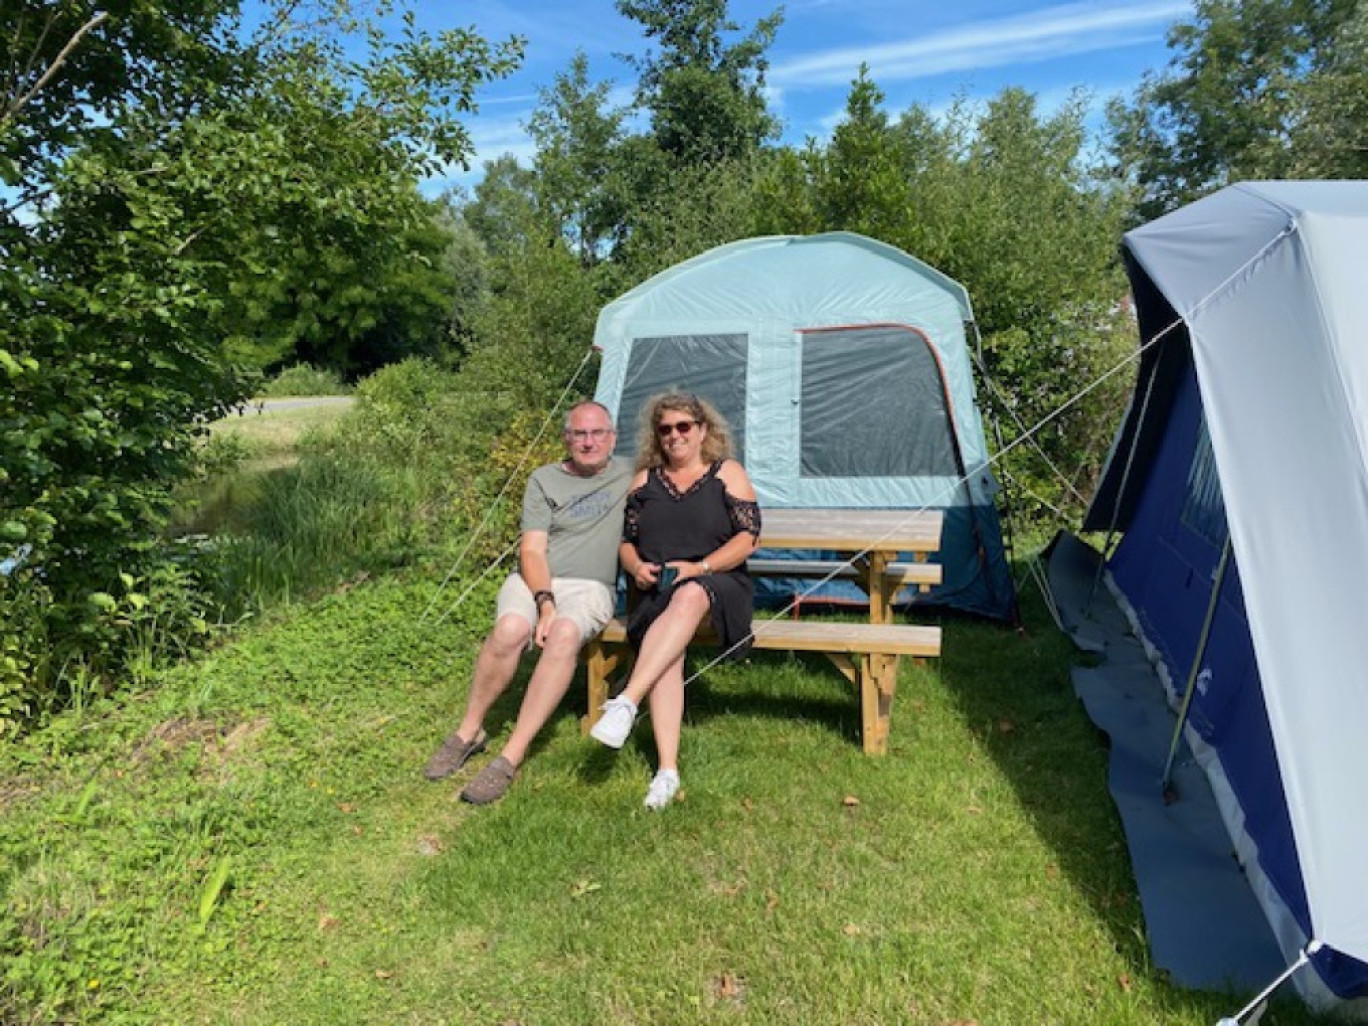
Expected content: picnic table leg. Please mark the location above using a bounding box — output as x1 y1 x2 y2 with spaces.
859 653 899 755
867 551 892 624
582 640 622 735
914 551 931 594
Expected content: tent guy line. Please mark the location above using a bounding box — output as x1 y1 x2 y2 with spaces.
1219 942 1323 1026
427 535 521 630
973 351 1090 508
419 346 598 627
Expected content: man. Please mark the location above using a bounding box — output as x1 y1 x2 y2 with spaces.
423 400 631 804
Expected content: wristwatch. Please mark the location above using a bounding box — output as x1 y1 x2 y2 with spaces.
533 589 555 609
699 560 712 574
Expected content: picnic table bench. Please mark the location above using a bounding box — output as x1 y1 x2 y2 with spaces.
582 508 945 755
583 615 941 755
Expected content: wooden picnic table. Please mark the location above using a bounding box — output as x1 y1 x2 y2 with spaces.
583 507 946 755
755 508 944 624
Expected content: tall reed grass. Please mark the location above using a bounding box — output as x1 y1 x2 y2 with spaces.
201 358 566 617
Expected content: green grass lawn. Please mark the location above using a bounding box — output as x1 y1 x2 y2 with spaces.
0 568 1337 1024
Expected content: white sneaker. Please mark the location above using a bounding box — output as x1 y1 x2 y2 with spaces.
644 769 681 810
589 695 638 749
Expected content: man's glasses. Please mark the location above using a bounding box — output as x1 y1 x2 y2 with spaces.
656 420 699 438
567 428 612 441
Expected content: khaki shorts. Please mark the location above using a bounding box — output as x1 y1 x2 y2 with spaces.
495 573 616 645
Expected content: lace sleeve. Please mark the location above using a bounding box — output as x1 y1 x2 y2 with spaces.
623 488 645 543
725 494 762 539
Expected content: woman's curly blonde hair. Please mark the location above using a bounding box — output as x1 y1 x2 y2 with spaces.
634 391 735 471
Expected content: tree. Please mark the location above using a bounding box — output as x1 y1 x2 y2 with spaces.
462 153 544 256
617 0 783 165
463 209 604 414
480 0 785 290
1 2 244 208
804 68 915 242
527 53 629 265
926 90 1134 522
1107 0 1364 219
611 154 770 284
430 191 493 360
0 0 522 710
1277 2 1368 179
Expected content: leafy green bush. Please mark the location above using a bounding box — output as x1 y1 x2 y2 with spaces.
258 365 351 398
198 430 257 478
0 568 46 736
0 547 223 736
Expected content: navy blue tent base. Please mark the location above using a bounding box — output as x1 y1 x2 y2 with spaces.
1046 532 1285 993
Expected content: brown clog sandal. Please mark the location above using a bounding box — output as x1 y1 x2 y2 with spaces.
460 755 517 805
423 728 487 781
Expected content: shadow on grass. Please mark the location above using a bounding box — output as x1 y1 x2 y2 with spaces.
575 741 626 785
462 661 649 784
595 647 866 749
467 646 866 785
683 654 860 739
932 600 1155 958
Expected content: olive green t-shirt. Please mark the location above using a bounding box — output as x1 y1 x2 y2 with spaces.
521 456 633 587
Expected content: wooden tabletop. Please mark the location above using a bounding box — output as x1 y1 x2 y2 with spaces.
759 508 943 554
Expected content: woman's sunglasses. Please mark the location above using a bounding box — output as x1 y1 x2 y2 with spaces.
656 419 700 438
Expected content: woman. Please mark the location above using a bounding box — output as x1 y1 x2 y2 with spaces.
589 392 762 809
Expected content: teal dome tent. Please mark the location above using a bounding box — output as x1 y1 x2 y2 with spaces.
592 231 1015 621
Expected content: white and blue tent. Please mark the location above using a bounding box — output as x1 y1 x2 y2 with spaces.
592 231 1015 621
1085 181 1368 1011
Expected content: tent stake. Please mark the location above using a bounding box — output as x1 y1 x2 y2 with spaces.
1161 535 1232 802
1216 940 1321 1025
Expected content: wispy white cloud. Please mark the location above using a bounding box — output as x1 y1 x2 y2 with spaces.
467 117 539 166
480 92 539 107
770 0 1189 89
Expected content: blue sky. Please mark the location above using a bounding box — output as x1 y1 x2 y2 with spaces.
426 0 1192 194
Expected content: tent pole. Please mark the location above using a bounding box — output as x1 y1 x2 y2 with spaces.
1160 534 1233 802
1088 347 1165 613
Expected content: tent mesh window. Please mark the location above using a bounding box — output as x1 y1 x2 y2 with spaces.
1180 418 1228 546
615 334 748 462
799 325 958 478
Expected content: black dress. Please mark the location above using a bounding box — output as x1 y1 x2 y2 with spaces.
623 460 762 659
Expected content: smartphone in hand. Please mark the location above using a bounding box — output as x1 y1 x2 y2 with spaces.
657 564 679 590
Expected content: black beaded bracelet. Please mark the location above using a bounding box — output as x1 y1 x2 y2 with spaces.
533 589 555 607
